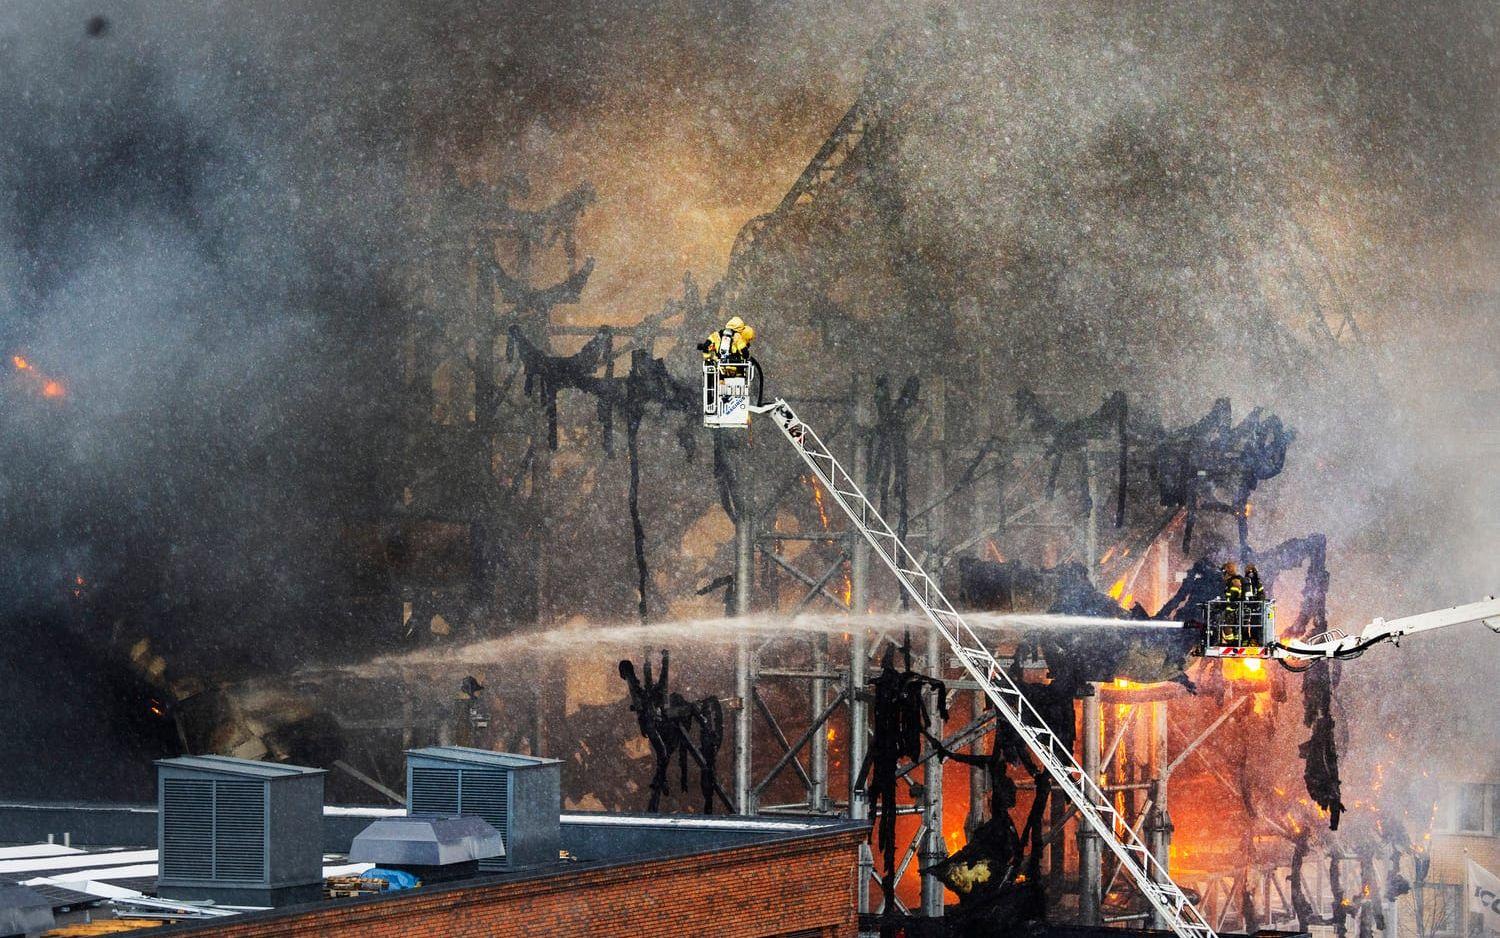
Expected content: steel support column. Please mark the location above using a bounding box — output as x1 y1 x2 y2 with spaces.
850 377 873 915
1151 700 1171 868
1148 700 1174 928
1079 686 1102 924
810 633 829 811
734 466 755 814
967 691 989 835
920 381 947 918
921 623 947 917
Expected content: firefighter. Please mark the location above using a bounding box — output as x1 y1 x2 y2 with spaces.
1244 564 1264 602
1243 564 1266 642
698 316 755 364
1220 562 1245 645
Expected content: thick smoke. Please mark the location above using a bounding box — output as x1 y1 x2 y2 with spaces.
0 0 1494 808
0 3 418 795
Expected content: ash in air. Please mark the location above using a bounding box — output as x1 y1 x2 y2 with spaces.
0 11 1494 928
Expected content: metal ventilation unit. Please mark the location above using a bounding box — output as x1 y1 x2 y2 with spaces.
0 881 55 937
155 755 326 906
405 747 560 871
350 815 504 884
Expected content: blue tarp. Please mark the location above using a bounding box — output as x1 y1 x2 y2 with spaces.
365 868 421 890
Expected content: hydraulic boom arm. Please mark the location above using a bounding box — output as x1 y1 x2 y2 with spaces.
1276 597 1500 659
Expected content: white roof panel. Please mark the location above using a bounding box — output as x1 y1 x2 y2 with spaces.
0 849 156 875
0 844 84 860
30 863 159 883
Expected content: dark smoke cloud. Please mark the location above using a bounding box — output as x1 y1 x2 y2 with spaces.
0 3 423 794
0 4 412 666
0 0 1493 801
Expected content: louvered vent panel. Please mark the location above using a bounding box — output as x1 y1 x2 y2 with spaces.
459 769 509 828
161 778 214 880
460 769 509 868
212 780 266 882
409 767 461 816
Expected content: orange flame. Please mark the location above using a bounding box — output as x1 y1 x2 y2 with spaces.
1221 657 1267 683
808 476 831 529
806 475 853 607
10 354 66 399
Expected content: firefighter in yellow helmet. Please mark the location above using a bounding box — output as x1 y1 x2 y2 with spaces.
1219 562 1245 645
1243 564 1266 642
698 316 755 364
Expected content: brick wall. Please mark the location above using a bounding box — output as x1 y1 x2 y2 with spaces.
162 827 865 938
1395 776 1500 938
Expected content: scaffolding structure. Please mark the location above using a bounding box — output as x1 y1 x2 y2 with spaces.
386 37 1373 930
710 374 1262 925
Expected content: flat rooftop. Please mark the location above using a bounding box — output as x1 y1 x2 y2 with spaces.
0 800 865 934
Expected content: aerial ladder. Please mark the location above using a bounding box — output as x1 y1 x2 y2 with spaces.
746 395 1221 938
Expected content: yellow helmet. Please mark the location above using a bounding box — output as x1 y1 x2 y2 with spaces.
725 316 746 332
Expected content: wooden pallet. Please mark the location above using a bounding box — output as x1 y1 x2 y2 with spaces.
323 875 389 899
43 920 164 935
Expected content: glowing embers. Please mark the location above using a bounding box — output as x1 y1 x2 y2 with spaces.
10 353 66 399
803 474 852 607
1220 656 1268 683
1106 575 1134 609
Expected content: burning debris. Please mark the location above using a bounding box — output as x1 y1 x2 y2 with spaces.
857 635 949 919
7 354 66 399
1299 661 1347 830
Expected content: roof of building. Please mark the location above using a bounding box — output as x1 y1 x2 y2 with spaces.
404 747 561 769
0 799 867 936
154 755 326 779
0 880 52 911
559 813 829 832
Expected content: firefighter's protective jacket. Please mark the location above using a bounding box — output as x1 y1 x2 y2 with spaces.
703 316 755 360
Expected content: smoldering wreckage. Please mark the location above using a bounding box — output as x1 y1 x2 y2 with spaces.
2 6 1498 938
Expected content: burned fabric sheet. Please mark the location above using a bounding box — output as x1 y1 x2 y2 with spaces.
1015 388 1129 527
510 332 699 621
1148 398 1294 552
1300 659 1347 830
506 323 613 449
856 637 949 920
619 650 731 814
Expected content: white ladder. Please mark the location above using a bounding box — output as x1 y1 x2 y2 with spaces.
754 399 1217 938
